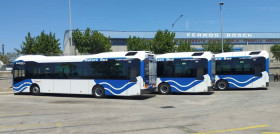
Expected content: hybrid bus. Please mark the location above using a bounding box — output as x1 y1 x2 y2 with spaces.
12 51 157 98
214 51 269 90
156 52 214 94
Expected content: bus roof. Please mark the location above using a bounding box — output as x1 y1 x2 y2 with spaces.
214 50 269 58
14 51 154 63
156 51 213 60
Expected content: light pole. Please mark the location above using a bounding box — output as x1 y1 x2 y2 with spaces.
219 2 224 52
172 14 183 33
69 0 73 46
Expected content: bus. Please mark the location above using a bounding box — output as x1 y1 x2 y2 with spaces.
156 52 214 94
214 50 269 90
12 51 157 98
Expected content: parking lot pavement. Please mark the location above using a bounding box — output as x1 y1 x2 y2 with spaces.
0 83 280 134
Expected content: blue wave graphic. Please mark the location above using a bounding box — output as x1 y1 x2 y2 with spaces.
160 78 203 92
94 80 136 95
13 79 32 92
218 75 261 88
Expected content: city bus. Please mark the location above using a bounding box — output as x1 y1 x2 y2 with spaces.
156 52 214 94
12 51 157 98
214 50 269 90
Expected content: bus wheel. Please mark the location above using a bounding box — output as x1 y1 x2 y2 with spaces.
216 80 228 90
31 85 40 96
93 85 105 98
158 83 171 94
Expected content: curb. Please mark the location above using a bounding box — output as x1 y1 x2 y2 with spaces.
0 92 14 95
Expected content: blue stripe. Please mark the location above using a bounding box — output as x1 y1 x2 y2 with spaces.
94 80 136 95
217 75 261 88
13 79 32 92
160 78 203 92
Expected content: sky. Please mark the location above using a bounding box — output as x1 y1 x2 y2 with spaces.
0 0 280 53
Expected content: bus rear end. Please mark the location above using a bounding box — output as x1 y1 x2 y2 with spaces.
141 54 157 93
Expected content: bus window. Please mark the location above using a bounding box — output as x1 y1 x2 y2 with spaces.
13 63 25 84
108 59 128 80
128 59 140 82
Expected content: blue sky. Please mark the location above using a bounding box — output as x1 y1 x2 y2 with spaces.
0 0 280 53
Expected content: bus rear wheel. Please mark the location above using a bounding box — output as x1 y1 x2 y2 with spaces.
31 85 40 96
216 80 228 90
158 83 171 94
93 85 105 98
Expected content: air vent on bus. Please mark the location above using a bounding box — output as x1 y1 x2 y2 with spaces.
192 52 204 56
249 51 261 55
125 52 138 56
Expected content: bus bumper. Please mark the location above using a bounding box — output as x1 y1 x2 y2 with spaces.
208 86 213 92
141 88 156 94
266 82 269 87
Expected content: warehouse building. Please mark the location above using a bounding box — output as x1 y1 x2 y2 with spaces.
63 30 280 71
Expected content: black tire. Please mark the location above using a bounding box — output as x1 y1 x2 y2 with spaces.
158 83 171 94
93 85 105 98
31 85 40 96
216 80 229 90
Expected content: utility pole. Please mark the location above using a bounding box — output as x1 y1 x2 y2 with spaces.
219 2 224 53
1 44 4 55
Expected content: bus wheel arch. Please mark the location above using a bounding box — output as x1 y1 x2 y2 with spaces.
158 82 171 94
30 84 40 96
216 79 229 90
92 85 105 98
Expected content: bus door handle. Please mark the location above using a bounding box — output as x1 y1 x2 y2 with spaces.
254 73 262 77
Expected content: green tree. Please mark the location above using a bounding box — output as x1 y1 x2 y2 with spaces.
150 29 176 54
176 40 195 52
16 31 62 55
72 28 112 54
270 44 280 61
0 54 9 64
202 39 233 53
127 36 149 51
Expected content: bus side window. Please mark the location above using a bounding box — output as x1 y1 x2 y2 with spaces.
197 67 204 77
255 64 262 74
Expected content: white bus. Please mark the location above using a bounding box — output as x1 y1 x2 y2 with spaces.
12 51 157 98
214 51 269 90
156 52 214 94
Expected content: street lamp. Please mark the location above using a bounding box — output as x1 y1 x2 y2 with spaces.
69 0 73 46
172 14 183 33
219 2 224 52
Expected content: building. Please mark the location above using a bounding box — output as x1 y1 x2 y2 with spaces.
63 30 280 72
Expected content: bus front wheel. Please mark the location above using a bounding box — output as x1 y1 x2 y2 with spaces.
158 83 171 94
31 85 40 96
216 80 228 90
93 85 105 98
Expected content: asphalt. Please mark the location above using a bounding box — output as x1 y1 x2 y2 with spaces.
0 82 279 134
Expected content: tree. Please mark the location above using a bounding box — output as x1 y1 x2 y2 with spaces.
270 44 280 61
176 40 195 52
150 29 176 54
72 28 112 54
202 39 233 53
0 54 9 64
16 31 62 55
127 36 149 51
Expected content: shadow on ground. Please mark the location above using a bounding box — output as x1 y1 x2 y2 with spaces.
13 92 156 100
